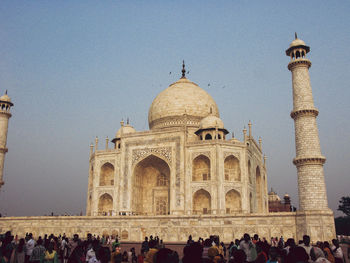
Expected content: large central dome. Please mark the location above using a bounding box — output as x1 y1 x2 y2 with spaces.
148 77 220 130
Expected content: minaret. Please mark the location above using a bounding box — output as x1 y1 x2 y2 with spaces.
0 91 13 188
286 34 328 211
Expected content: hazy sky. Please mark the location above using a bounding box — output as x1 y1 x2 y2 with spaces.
0 1 349 217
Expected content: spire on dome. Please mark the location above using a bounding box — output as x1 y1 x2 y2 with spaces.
181 60 186 79
295 32 298 39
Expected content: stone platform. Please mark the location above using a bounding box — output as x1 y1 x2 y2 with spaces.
0 210 335 243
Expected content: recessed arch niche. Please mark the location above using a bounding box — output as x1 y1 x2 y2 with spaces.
132 155 170 216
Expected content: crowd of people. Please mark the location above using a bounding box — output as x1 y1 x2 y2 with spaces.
0 230 349 263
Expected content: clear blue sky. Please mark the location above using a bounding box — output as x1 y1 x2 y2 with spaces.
0 1 349 216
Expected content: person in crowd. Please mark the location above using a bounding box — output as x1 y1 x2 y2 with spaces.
30 238 45 263
136 248 145 263
331 239 344 263
288 246 309 263
43 243 57 263
68 235 79 258
240 233 257 262
141 238 149 254
323 242 335 263
230 249 247 263
25 234 35 263
300 235 312 262
144 240 158 263
310 246 331 263
111 246 122 263
86 240 99 263
202 238 213 261
12 238 26 263
154 248 179 263
121 251 128 263
182 241 203 263
96 246 110 263
255 244 268 263
267 247 279 263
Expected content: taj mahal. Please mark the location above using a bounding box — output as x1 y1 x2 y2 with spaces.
0 35 336 243
86 61 268 217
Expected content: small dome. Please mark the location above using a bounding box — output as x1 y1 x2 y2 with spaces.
0 93 11 103
200 115 224 129
148 77 219 129
289 38 306 48
115 124 136 138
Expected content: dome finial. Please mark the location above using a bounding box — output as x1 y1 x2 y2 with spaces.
5 90 7 95
181 60 186 78
295 32 298 39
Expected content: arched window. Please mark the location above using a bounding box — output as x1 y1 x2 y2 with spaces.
98 193 113 216
157 173 168 186
225 189 242 213
99 163 114 186
248 160 252 184
193 189 211 215
296 51 300 59
224 155 240 181
256 166 263 213
205 134 212 140
192 155 210 181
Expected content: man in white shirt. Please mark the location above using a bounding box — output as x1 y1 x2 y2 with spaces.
25 233 35 263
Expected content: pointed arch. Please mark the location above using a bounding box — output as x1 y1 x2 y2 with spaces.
132 154 170 215
250 192 253 213
224 155 241 181
256 166 263 213
225 189 241 213
248 160 252 184
99 162 114 186
192 155 211 181
98 193 113 216
193 189 211 215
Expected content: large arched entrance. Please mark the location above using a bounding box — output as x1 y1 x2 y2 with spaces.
225 189 241 213
193 189 211 214
98 193 113 215
132 155 170 216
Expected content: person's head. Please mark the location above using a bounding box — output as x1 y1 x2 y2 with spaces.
324 241 330 248
37 238 43 246
73 234 79 241
183 242 203 262
332 239 339 247
145 237 148 242
254 234 259 241
302 235 310 246
235 239 240 246
97 247 111 263
204 238 212 247
155 248 179 263
243 233 250 242
47 242 54 252
232 249 247 263
268 247 279 262
87 233 92 240
310 247 325 262
149 239 157 249
92 239 100 251
291 247 309 263
286 238 296 248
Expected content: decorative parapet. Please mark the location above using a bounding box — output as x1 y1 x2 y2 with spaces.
288 59 311 70
132 147 172 166
293 156 326 166
290 108 319 120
